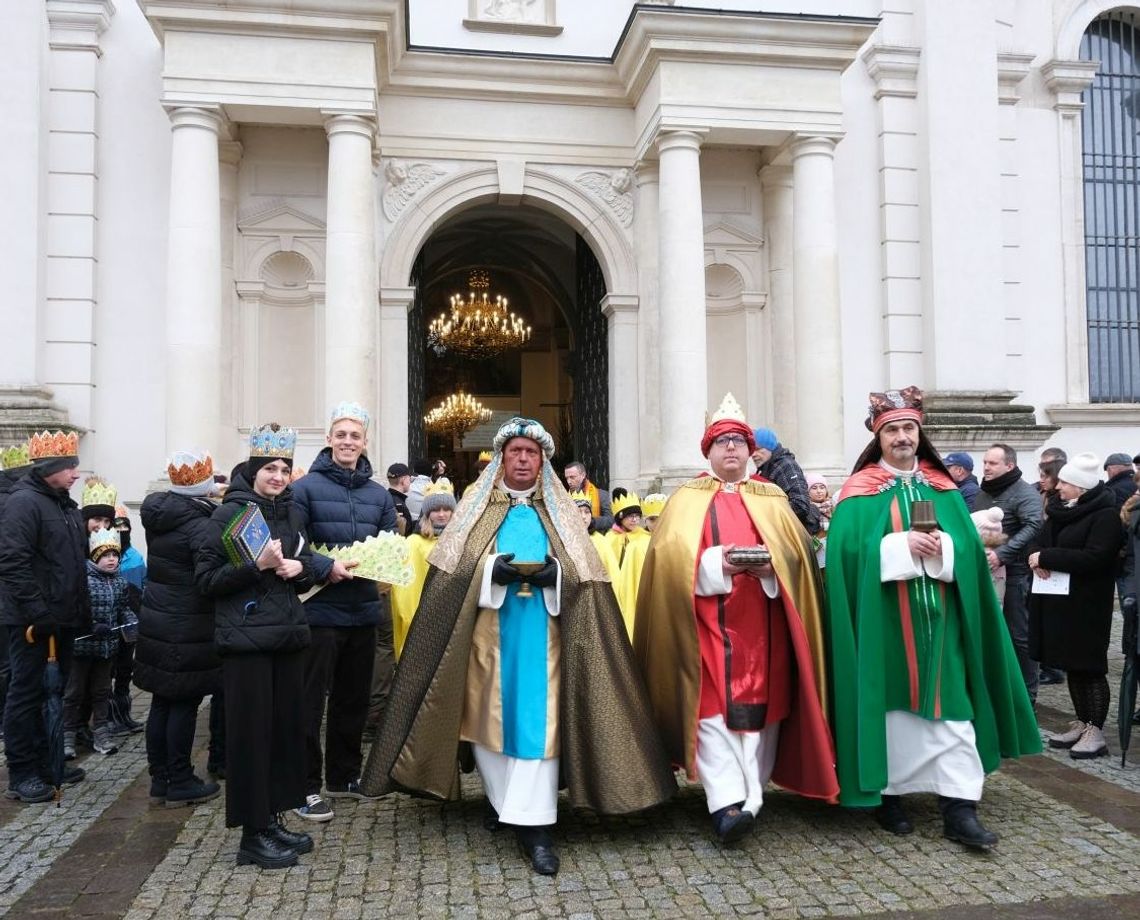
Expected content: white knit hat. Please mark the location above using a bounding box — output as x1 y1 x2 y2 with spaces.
1057 452 1102 491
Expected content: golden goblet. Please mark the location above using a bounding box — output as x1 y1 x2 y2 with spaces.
511 561 545 598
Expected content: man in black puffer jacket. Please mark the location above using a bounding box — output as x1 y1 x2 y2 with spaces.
290 402 396 821
0 446 33 722
134 449 223 806
0 433 89 803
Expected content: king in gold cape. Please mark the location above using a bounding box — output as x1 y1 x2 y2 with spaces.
633 476 840 803
360 486 676 815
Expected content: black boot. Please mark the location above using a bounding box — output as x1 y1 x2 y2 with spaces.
113 694 144 734
149 770 168 804
237 827 299 869
874 794 914 836
482 801 501 831
516 826 559 875
165 774 221 808
939 797 998 850
269 813 313 854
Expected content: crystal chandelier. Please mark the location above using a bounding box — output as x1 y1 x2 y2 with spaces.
428 270 532 358
423 391 493 437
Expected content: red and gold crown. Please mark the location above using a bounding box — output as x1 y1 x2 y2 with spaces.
167 450 214 487
28 430 79 461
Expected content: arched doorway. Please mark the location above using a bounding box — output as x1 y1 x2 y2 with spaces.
406 205 609 492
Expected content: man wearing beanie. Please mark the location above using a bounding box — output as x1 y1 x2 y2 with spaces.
636 394 838 843
974 443 1043 704
0 432 89 803
824 389 1039 850
750 427 820 535
291 402 397 822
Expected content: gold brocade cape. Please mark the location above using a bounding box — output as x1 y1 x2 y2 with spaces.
634 477 833 781
359 489 677 815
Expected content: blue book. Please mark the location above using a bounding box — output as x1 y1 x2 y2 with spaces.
222 504 271 567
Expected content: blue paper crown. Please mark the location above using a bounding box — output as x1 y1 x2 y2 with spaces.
329 401 370 432
249 423 297 460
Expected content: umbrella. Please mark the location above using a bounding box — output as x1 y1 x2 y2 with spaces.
26 626 66 805
1120 595 1138 768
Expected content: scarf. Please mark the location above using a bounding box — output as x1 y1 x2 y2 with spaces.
980 466 1023 495
586 480 602 518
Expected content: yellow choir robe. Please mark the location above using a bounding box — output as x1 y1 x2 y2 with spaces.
608 528 650 641
392 533 436 659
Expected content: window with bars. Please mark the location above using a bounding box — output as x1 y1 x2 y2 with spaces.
1081 10 1140 402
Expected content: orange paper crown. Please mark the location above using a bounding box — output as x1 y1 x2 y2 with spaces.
28 430 79 461
168 452 214 487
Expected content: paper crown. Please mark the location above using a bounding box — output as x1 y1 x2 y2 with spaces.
114 504 130 522
477 450 493 464
249 423 297 460
708 392 747 426
612 491 642 520
1 444 30 470
568 489 592 508
28 430 79 461
89 527 121 560
168 449 214 487
868 386 924 433
82 477 118 510
329 401 370 432
424 477 455 497
642 493 667 517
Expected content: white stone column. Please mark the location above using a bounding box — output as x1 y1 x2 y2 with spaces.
656 128 708 485
759 164 797 449
323 113 378 409
791 135 845 476
634 163 661 483
378 287 413 471
602 294 640 489
218 138 242 428
164 106 222 455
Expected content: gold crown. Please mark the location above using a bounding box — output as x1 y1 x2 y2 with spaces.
424 477 454 497
82 477 118 510
708 392 747 426
1 444 30 470
568 489 592 507
89 527 121 560
611 491 642 519
28 430 79 461
168 450 214 487
642 493 667 517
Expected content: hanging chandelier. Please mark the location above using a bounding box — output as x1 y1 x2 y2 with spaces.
424 391 493 437
428 270 532 358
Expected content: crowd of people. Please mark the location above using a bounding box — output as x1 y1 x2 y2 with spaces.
0 386 1136 877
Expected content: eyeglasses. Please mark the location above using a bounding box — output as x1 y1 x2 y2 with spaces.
713 435 749 448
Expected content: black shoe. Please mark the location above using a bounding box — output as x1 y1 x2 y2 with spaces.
5 777 55 804
874 795 914 836
165 775 221 808
149 774 168 804
269 814 314 855
1038 668 1065 686
236 829 300 869
76 725 94 750
110 695 145 734
516 828 559 876
711 802 755 843
940 798 999 850
325 779 376 800
482 801 501 831
61 765 86 786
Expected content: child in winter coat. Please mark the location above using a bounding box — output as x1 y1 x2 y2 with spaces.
971 506 1008 602
64 528 137 757
806 474 833 568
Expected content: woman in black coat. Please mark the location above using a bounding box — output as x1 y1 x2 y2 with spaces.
135 451 222 806
1028 453 1124 760
195 425 314 870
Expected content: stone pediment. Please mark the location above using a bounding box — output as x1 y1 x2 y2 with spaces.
237 198 326 234
703 218 764 249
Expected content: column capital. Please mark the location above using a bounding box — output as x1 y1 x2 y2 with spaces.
790 135 839 160
758 162 792 189
655 128 708 156
861 43 921 100
380 286 416 313
165 105 224 134
996 51 1036 106
219 140 244 168
1042 59 1099 114
46 0 115 53
323 112 378 140
600 293 639 319
634 161 659 186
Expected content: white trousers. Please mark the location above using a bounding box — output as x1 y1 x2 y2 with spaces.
472 743 559 826
882 710 985 801
695 715 780 817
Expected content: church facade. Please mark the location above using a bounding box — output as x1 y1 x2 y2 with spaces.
2 0 1137 503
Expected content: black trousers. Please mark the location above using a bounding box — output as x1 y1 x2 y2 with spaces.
3 625 74 785
303 625 375 794
365 597 395 731
224 649 306 830
63 656 113 731
208 690 225 770
111 640 135 700
146 694 202 783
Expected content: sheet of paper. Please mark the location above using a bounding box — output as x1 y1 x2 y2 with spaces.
1031 570 1070 595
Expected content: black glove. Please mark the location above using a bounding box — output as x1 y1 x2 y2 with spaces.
529 555 558 590
490 553 521 586
92 623 112 639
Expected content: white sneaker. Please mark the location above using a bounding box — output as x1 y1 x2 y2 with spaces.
1070 723 1109 760
293 794 334 822
1047 720 1086 749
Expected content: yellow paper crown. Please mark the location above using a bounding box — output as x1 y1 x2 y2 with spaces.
642 492 667 517
1 444 30 470
424 477 455 497
709 392 747 425
28 430 79 461
567 489 592 507
88 527 121 560
82 476 118 510
611 491 642 520
477 450 492 463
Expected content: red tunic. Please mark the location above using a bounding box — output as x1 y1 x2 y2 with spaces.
695 489 793 730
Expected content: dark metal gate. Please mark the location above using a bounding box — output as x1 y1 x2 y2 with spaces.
570 235 609 485
406 250 426 462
